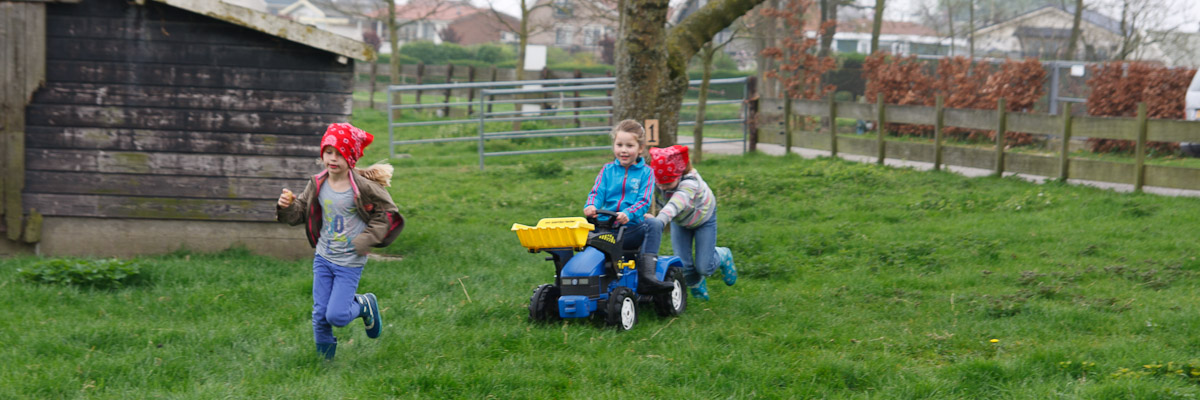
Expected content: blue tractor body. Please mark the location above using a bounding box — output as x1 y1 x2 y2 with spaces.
517 211 689 331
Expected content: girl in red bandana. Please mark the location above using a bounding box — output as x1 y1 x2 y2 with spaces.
645 145 736 301
276 123 405 360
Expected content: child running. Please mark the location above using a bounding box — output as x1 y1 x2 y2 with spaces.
645 145 736 300
584 119 674 294
276 123 405 361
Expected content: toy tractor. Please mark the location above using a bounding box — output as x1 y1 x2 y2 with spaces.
512 210 687 331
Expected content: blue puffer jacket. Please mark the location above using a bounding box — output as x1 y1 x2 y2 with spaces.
584 157 655 224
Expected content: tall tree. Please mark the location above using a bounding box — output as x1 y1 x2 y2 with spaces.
945 0 956 56
761 0 836 153
693 22 746 162
967 0 975 58
817 0 839 57
870 0 885 54
488 0 556 81
613 0 768 146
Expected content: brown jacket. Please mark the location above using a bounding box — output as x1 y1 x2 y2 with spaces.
277 169 405 256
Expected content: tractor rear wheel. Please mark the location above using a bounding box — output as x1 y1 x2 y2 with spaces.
529 284 560 322
605 287 637 331
653 267 687 317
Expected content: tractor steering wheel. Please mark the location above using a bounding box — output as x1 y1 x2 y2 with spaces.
587 209 626 243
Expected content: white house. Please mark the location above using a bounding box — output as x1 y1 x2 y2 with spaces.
972 5 1124 61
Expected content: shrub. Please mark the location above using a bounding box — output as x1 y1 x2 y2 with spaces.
1085 62 1195 154
473 43 515 64
18 258 146 289
399 41 473 65
862 54 1046 146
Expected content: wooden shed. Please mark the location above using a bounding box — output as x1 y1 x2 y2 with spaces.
1 0 374 258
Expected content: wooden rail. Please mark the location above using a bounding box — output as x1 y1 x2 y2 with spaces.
761 97 1200 193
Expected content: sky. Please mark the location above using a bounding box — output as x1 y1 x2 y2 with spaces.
481 0 1200 33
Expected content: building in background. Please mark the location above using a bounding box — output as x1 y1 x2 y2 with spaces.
526 0 617 60
972 5 1124 61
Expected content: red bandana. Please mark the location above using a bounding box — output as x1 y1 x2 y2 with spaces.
649 145 689 184
320 123 374 168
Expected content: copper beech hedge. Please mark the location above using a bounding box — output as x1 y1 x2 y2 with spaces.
862 54 1046 147
1085 62 1196 154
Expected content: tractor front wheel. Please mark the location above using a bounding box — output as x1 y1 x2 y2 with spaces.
529 284 560 322
653 266 687 317
605 287 637 331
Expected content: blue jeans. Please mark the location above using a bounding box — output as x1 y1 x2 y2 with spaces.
670 209 718 287
618 217 664 255
312 255 363 344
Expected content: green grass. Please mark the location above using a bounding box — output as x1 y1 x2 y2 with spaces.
9 112 1200 398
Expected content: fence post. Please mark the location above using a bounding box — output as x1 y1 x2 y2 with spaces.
443 64 455 117
746 76 758 153
933 95 944 171
488 67 497 114
605 70 614 126
393 64 404 119
415 62 425 106
479 90 487 171
1058 102 1073 181
828 95 838 157
784 96 793 155
540 67 552 111
574 69 583 128
388 83 394 159
993 98 1007 177
1135 102 1148 192
876 93 885 165
467 66 476 116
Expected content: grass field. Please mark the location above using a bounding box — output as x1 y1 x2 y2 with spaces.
6 111 1200 398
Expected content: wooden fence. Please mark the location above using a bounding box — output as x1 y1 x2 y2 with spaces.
758 95 1200 192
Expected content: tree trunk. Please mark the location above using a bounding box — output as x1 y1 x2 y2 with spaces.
946 0 955 57
614 0 768 146
516 0 529 81
871 0 885 54
386 0 401 118
755 0 779 99
1064 0 1083 60
818 0 834 57
1116 0 1130 60
694 43 714 162
614 0 675 143
968 0 975 58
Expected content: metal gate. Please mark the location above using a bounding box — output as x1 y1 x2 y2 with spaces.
386 76 751 170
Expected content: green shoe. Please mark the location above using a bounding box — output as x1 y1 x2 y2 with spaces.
716 247 737 286
689 278 709 301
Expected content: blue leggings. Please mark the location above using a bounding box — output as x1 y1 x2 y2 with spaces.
670 210 718 287
311 255 362 345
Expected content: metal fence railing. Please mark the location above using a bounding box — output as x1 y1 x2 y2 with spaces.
386 76 751 170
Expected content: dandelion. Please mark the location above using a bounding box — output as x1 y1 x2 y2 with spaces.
990 339 1000 343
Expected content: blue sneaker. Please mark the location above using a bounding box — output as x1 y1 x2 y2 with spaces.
357 293 382 339
689 278 710 301
716 247 737 286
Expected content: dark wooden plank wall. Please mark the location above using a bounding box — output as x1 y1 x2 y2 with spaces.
25 0 354 222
